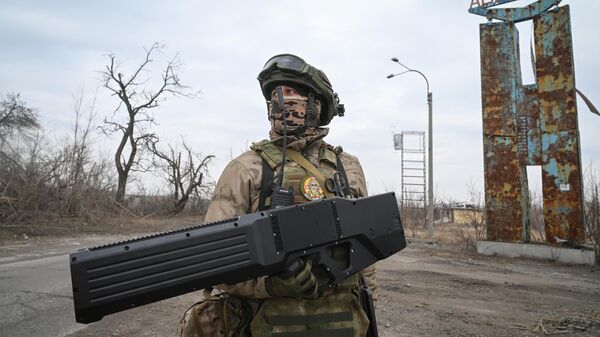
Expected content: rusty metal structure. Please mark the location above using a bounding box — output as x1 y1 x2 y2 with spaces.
470 0 584 244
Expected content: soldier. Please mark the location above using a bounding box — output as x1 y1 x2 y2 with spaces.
180 54 376 337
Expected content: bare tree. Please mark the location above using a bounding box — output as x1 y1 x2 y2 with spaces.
150 139 214 214
0 90 118 226
0 94 40 209
450 181 486 250
584 166 600 264
0 93 39 142
528 189 546 242
0 94 40 171
99 43 196 203
59 90 114 216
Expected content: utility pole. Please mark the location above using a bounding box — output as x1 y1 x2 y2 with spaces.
388 58 434 237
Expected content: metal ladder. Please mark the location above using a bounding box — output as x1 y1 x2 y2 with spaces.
394 131 426 207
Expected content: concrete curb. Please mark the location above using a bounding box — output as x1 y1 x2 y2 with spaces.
476 241 596 265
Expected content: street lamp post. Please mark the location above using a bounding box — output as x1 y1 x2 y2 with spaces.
387 57 434 237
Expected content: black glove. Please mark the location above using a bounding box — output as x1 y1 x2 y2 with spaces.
266 259 318 298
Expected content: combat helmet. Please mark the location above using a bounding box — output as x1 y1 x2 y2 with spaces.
257 54 345 126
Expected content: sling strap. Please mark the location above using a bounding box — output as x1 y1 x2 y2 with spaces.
285 149 335 199
258 159 274 211
336 154 353 197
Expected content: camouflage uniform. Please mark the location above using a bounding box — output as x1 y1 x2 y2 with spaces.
181 54 375 337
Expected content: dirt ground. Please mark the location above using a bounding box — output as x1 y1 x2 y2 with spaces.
376 240 600 337
27 232 595 337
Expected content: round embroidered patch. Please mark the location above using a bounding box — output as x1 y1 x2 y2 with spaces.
301 175 324 201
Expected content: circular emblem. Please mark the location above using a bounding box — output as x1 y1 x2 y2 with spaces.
301 175 324 201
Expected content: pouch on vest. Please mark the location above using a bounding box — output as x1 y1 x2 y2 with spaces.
180 292 226 337
222 295 256 337
180 293 259 337
250 291 369 337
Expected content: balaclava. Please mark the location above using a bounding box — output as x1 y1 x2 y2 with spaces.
268 85 327 145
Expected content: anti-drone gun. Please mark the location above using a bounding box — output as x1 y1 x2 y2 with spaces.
69 192 406 324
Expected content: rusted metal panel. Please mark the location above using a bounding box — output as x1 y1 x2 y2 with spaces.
541 131 584 243
535 6 578 132
534 6 584 244
475 3 584 245
480 21 529 242
480 22 519 136
483 136 524 241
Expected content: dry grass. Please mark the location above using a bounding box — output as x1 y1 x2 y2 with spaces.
0 211 208 244
399 197 427 238
402 223 474 245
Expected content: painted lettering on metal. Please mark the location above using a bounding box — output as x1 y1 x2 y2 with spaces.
469 0 518 10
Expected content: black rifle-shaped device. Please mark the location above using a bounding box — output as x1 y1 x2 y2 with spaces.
70 192 406 324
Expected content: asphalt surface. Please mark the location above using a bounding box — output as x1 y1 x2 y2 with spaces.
0 244 88 337
0 237 114 337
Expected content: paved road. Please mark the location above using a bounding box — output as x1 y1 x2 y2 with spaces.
0 251 85 337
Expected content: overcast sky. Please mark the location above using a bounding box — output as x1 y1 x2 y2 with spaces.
1 0 598 202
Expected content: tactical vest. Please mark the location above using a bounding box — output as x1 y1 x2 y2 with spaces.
251 139 348 207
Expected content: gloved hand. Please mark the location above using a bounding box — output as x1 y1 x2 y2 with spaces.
266 259 318 298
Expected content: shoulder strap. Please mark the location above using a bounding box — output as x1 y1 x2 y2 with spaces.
252 140 279 211
258 159 274 211
336 154 353 197
252 140 280 210
319 146 338 168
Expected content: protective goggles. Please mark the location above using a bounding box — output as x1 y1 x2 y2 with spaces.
257 54 313 80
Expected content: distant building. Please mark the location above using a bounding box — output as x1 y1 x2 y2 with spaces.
437 202 483 225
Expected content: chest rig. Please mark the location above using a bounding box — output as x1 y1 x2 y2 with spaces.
248 140 368 337
251 139 351 210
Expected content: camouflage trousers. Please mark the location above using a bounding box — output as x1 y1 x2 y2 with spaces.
180 289 369 337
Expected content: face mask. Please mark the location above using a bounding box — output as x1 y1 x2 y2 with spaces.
268 94 321 135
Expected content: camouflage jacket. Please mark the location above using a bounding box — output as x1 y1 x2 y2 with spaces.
204 137 375 299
